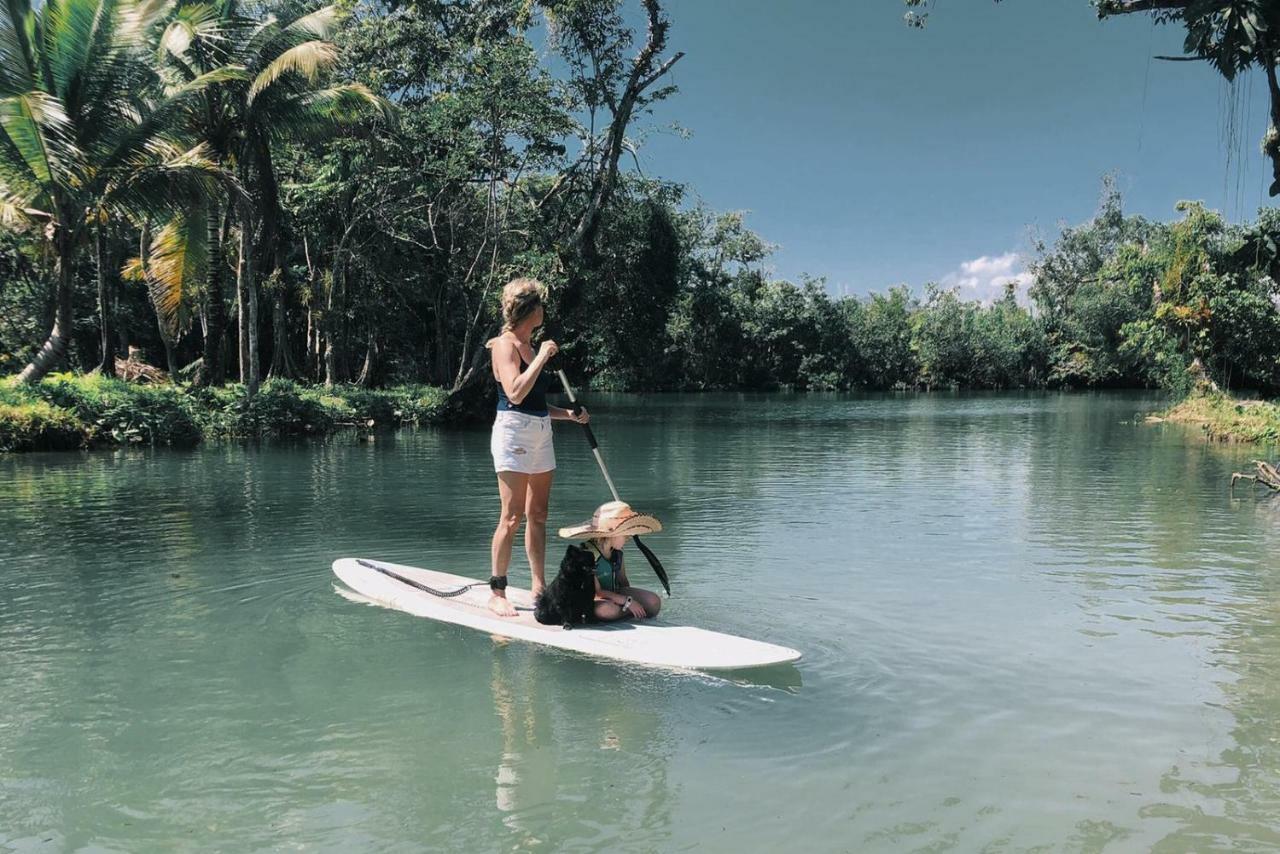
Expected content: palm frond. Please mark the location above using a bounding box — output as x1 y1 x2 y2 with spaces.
94 63 246 181
0 90 77 186
125 204 207 336
282 5 336 39
42 0 113 99
246 38 336 105
261 82 391 141
0 0 39 96
0 184 47 228
104 137 231 222
239 11 280 65
0 195 26 226
156 2 218 61
117 0 177 42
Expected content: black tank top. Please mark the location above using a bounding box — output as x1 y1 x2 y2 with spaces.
495 352 551 416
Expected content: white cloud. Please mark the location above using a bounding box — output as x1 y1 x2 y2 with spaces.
938 252 1033 305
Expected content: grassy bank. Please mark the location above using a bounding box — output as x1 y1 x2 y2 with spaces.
0 375 450 452
1161 392 1280 445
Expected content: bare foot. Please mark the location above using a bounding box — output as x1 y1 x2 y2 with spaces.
488 594 518 617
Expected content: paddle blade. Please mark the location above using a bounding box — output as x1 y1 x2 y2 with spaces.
633 535 670 595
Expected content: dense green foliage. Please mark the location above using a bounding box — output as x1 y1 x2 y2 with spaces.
0 375 449 450
0 398 87 452
1032 186 1280 396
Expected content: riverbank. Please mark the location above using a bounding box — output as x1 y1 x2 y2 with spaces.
1160 392 1280 445
0 375 450 452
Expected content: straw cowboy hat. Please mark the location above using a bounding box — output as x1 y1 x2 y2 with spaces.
558 500 662 540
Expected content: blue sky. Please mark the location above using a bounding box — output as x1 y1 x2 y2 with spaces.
625 1 1272 299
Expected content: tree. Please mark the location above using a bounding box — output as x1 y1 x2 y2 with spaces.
852 286 919 388
0 0 229 384
544 0 684 270
143 0 389 394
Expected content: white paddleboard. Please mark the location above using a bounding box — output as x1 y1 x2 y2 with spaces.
332 558 801 671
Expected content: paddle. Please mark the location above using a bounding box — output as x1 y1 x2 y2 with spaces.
555 368 671 595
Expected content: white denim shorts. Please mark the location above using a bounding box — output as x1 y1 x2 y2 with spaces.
491 410 556 474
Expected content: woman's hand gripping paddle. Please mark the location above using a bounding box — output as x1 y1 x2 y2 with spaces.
556 369 671 595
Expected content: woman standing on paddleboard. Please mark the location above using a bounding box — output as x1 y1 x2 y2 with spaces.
486 279 589 617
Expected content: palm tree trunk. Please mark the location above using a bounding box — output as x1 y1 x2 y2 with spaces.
355 327 376 386
196 200 226 386
268 276 296 379
159 329 179 378
237 204 259 395
95 225 118 377
324 263 342 388
236 240 248 384
18 232 75 384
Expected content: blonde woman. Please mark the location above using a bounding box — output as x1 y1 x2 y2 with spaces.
486 279 589 617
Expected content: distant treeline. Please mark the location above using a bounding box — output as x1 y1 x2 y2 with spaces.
8 179 1279 398
589 182 1280 397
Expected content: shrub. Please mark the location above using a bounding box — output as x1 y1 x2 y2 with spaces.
1 373 452 450
27 373 200 446
194 379 335 438
0 400 87 451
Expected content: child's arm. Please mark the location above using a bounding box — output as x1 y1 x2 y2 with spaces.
594 576 628 605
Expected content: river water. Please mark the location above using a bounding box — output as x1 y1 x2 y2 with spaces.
1 392 1278 852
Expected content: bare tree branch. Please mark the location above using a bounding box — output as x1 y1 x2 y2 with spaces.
567 0 683 263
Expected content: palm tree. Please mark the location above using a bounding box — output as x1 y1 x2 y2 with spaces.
0 0 234 383
145 0 390 394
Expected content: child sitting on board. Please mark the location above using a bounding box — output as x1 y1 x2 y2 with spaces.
558 501 663 621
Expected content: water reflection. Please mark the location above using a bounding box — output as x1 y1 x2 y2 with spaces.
486 639 679 851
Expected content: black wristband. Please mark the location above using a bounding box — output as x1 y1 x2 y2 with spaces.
489 575 508 591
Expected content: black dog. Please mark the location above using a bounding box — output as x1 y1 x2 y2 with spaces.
534 544 599 629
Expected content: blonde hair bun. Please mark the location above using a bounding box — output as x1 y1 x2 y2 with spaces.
502 278 546 330
487 278 547 348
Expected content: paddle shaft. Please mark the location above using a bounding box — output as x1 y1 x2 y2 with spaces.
556 369 621 500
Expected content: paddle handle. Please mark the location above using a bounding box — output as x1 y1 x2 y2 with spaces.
557 369 621 500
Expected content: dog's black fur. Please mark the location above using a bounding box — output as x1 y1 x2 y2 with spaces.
534 544 599 629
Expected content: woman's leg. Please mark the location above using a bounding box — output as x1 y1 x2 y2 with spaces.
490 470 530 617
524 469 553 599
620 587 661 618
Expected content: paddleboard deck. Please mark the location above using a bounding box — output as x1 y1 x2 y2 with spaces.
332 558 801 671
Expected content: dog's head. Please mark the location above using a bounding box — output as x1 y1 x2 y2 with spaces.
560 544 597 584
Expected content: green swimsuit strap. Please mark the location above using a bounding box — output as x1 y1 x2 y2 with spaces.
584 540 621 591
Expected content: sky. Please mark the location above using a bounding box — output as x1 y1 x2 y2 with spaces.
620 1 1273 300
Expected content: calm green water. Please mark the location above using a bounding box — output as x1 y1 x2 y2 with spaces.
2 392 1278 852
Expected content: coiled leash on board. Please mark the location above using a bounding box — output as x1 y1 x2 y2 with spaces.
356 559 493 600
